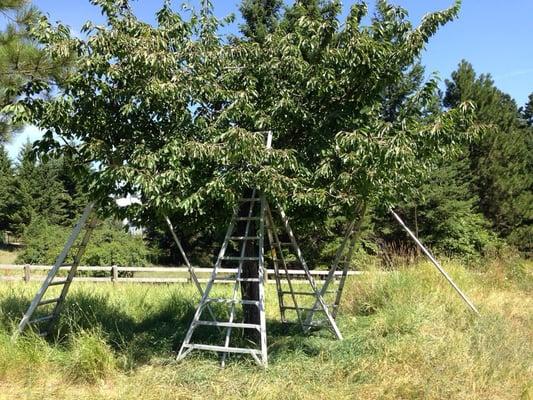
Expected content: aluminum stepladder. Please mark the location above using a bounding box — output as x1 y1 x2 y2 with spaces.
176 189 342 367
16 204 206 338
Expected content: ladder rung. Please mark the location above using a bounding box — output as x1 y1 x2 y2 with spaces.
213 277 260 283
49 280 69 286
38 298 61 306
206 298 260 306
282 306 323 312
280 291 334 296
61 263 74 267
183 343 261 355
235 217 261 221
222 256 259 261
237 278 260 282
194 320 261 330
230 236 260 240
239 198 260 202
30 315 54 324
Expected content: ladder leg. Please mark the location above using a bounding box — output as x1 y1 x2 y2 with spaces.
332 234 359 319
47 215 98 333
165 216 219 327
302 219 355 330
304 202 366 327
264 212 286 322
391 210 480 315
258 195 268 367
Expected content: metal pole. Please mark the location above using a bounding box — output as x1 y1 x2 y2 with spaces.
391 210 480 316
165 216 202 295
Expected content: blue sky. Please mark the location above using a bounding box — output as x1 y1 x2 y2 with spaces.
5 0 533 159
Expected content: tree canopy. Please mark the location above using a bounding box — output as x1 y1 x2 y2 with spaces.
8 0 476 224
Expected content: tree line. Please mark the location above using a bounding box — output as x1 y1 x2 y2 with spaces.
0 0 531 267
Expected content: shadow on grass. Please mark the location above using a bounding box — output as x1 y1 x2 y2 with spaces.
0 289 333 367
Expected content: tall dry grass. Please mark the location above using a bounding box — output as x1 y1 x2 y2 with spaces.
0 259 531 400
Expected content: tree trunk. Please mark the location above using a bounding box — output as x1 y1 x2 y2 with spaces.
239 189 260 342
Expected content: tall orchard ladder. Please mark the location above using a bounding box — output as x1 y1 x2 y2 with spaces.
176 190 268 366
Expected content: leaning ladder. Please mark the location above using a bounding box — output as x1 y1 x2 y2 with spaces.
16 204 210 339
15 203 97 337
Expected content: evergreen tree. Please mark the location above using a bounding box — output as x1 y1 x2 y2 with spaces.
0 0 66 140
521 92 533 127
239 0 282 43
444 61 532 252
12 142 86 231
0 144 20 235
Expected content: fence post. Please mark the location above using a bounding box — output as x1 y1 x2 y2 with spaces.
23 264 30 283
111 265 118 284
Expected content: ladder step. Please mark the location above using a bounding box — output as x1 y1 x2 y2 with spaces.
230 236 260 240
49 279 69 286
183 343 262 355
213 277 260 283
282 306 323 312
239 198 261 202
222 256 259 261
205 298 260 306
29 315 54 324
280 291 334 296
194 320 261 330
38 298 61 306
235 217 261 221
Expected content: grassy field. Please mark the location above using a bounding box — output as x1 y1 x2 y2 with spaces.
0 259 531 400
0 248 17 264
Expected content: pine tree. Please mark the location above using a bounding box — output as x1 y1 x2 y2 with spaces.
0 0 65 140
444 61 532 252
13 142 86 231
0 144 14 232
521 92 533 127
239 0 282 43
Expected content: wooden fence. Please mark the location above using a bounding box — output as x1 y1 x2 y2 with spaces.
0 264 361 284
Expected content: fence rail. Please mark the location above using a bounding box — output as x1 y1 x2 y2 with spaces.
0 264 361 284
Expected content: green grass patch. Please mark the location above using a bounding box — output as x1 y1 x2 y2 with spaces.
0 260 531 399
0 248 18 264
